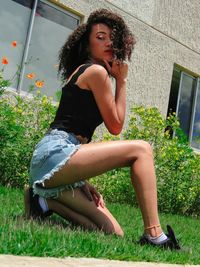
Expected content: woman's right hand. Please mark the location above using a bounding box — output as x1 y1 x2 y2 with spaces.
103 59 128 82
81 182 105 208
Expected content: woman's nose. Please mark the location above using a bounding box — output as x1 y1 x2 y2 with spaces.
106 39 112 47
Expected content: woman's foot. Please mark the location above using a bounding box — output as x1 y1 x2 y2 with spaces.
24 186 53 219
138 225 181 250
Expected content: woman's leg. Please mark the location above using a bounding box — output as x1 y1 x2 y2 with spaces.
46 198 98 231
44 140 161 237
47 188 124 236
25 186 123 235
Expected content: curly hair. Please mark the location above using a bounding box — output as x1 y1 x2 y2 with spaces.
58 8 136 79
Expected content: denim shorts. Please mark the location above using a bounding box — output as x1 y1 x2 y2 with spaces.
29 129 85 199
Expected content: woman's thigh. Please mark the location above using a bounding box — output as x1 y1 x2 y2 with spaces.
44 139 149 188
56 188 124 236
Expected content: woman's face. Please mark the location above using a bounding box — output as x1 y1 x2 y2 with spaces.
88 23 114 64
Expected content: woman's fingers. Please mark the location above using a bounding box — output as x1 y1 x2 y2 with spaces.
98 194 105 208
104 59 128 81
80 184 93 201
81 183 105 208
92 190 105 208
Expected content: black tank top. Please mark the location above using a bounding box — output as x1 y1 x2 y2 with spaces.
50 64 103 142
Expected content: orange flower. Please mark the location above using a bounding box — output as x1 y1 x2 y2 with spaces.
35 80 44 88
26 73 36 80
11 41 17 47
2 57 9 65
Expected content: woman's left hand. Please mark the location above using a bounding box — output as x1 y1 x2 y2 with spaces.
103 59 128 82
81 182 105 208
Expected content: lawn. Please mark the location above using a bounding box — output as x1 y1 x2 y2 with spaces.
0 186 199 264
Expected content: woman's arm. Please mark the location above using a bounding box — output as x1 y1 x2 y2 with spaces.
85 61 128 135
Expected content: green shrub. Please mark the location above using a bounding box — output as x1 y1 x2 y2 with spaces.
91 168 137 205
93 106 200 216
126 107 200 216
0 91 57 188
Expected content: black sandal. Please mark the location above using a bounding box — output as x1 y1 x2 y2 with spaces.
138 225 181 250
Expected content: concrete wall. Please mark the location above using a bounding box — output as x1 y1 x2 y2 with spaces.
56 0 200 119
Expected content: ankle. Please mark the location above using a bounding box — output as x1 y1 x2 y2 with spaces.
145 224 162 237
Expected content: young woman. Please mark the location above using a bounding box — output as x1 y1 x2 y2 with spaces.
25 8 180 250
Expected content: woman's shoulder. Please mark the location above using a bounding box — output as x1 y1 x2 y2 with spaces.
66 63 108 90
83 64 110 91
68 63 109 88
84 64 108 79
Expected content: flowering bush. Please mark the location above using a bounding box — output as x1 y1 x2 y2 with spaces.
1 41 45 95
0 41 20 95
0 57 11 95
0 41 57 187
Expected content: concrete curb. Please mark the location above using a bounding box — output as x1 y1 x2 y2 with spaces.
0 255 199 267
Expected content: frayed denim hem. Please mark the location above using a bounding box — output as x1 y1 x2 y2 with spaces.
32 146 85 199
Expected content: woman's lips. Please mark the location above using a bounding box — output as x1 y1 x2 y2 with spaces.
104 50 113 58
104 50 113 53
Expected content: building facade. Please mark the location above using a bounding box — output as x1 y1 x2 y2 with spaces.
1 0 200 150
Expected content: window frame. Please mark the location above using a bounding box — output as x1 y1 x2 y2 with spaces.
169 65 200 151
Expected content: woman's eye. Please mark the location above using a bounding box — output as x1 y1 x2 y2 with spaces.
97 36 105 40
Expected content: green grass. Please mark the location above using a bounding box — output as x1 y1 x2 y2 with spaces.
0 186 200 264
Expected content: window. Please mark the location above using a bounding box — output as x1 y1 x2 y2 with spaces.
0 0 33 88
0 0 81 97
168 66 200 150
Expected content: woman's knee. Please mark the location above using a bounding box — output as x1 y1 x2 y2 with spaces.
113 227 124 237
91 207 124 237
132 140 153 158
108 227 124 237
100 223 124 237
99 215 124 236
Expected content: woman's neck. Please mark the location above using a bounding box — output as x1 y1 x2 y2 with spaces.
85 57 105 67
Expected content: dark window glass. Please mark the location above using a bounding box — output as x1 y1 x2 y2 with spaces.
167 68 181 115
11 0 33 9
177 73 196 136
36 1 79 30
191 80 200 149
